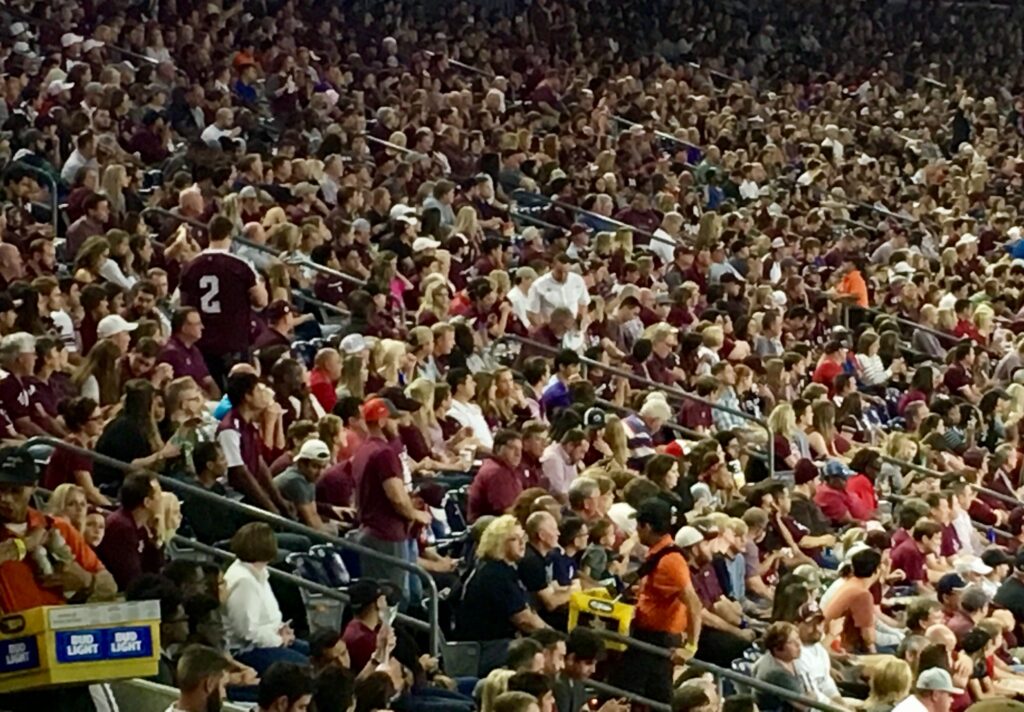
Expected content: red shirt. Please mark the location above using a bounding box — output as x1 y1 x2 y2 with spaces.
467 456 523 523
309 367 337 413
0 509 105 613
845 474 878 517
814 484 856 524
889 537 927 584
812 359 844 394
353 436 409 541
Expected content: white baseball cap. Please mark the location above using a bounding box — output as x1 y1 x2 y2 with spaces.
954 555 993 577
296 439 331 462
340 334 367 355
60 32 85 48
81 39 105 53
412 237 441 252
915 668 963 695
47 80 75 96
674 526 703 548
97 314 139 340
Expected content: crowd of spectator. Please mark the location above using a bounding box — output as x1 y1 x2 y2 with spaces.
9 0 1024 711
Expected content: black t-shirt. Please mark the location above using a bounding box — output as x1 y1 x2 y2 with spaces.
456 559 528 641
518 543 553 594
181 480 247 544
994 576 1024 638
94 416 155 490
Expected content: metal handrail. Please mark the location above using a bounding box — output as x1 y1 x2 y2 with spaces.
511 190 689 249
611 115 701 152
19 436 441 655
175 537 430 634
364 135 428 161
501 334 775 472
13 160 60 236
587 628 845 712
141 206 367 294
585 679 671 712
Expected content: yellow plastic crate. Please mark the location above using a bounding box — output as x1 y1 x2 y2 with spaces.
0 600 160 692
567 589 634 651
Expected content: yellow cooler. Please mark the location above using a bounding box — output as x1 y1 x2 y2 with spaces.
567 589 634 651
0 600 160 692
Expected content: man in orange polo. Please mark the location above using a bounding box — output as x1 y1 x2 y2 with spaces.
0 447 115 612
609 498 703 704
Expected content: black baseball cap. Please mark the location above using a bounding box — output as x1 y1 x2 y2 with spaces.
936 573 967 597
0 447 38 486
378 387 421 413
981 547 1015 569
348 578 400 609
631 498 674 534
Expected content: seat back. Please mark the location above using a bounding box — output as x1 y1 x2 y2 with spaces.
311 544 351 588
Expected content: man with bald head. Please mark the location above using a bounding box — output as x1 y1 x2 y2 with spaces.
924 622 973 688
0 244 24 291
519 510 574 628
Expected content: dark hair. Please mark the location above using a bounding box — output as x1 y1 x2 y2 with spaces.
530 628 566 650
446 367 472 392
850 548 883 578
506 638 543 671
566 626 605 662
508 671 552 699
226 372 260 407
912 520 942 542
309 629 344 662
764 621 797 653
182 594 221 632
257 662 315 709
120 471 157 510
558 516 587 548
313 665 355 712
522 356 549 385
176 644 231 692
494 428 523 451
354 671 395 712
961 628 993 655
162 559 202 589
192 441 222 476
171 307 199 334
554 349 581 370
208 215 235 242
333 395 363 421
721 694 758 712
60 396 98 432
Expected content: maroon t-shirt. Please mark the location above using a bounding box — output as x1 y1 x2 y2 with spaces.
943 364 973 398
178 250 258 356
95 506 164 590
467 457 523 522
353 436 409 541
889 537 927 584
317 461 355 508
42 436 93 490
158 335 211 383
0 374 35 424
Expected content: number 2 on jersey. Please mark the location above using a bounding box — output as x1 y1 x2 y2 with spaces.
199 275 221 314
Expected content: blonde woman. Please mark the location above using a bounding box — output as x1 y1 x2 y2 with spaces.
220 192 243 231
594 414 630 470
807 400 850 460
46 483 88 531
406 378 445 454
337 355 367 400
936 307 957 334
155 492 183 548
459 515 546 644
418 279 451 325
767 403 800 470
913 305 948 359
453 205 483 244
100 164 128 219
376 339 411 388
865 658 912 712
261 206 287 229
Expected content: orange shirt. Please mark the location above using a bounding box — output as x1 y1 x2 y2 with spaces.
838 270 869 308
633 535 691 636
0 509 105 614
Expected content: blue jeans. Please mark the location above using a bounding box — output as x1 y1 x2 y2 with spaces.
235 639 310 675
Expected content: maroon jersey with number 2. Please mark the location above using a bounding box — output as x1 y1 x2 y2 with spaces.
179 249 258 356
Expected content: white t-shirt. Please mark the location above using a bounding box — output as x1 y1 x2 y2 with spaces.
650 228 677 265
795 643 840 703
890 695 929 712
447 398 494 450
526 271 591 319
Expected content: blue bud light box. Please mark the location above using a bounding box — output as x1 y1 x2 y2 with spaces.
0 601 160 693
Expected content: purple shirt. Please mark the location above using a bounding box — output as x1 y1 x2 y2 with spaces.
158 335 211 383
692 562 725 606
95 507 163 590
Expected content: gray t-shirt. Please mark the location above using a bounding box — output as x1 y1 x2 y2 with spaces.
274 467 315 505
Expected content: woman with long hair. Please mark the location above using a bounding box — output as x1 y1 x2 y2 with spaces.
767 403 800 470
337 354 367 400
103 229 139 289
93 379 180 491
46 483 88 532
44 396 110 505
71 339 123 407
100 164 128 221
806 400 850 460
898 365 937 415
865 659 912 712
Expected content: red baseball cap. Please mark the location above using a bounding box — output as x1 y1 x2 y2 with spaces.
362 397 399 423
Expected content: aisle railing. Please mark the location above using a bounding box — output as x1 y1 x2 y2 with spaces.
499 334 775 472
19 436 441 655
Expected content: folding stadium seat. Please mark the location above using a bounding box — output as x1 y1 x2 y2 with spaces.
285 550 346 634
310 544 351 588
